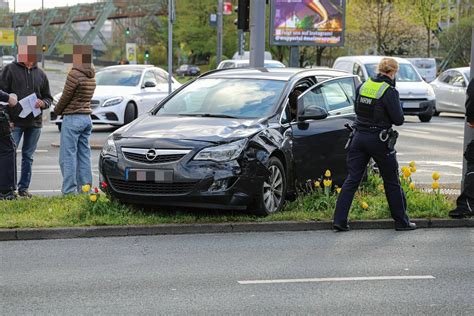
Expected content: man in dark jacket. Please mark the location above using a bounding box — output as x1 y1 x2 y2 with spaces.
0 91 18 199
0 36 53 198
449 78 474 218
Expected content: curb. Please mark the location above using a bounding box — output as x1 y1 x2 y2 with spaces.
51 142 103 150
0 219 473 241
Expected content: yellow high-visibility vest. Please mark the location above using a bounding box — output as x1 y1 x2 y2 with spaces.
359 78 390 100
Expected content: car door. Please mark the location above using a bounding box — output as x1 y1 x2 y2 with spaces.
291 77 356 186
449 71 467 113
138 70 168 115
433 71 453 112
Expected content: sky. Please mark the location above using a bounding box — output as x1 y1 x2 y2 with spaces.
10 0 97 13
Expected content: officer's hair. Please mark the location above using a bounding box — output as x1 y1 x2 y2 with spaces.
377 58 399 74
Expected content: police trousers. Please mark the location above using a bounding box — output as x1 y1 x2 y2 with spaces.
455 140 474 212
333 130 410 227
0 134 16 193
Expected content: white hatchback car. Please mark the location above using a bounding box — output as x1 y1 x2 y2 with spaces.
430 67 470 115
333 56 436 122
50 65 181 130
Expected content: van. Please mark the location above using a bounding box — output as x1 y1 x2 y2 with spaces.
406 58 437 83
333 55 436 122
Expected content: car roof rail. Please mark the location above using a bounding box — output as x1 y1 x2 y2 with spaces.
197 68 232 78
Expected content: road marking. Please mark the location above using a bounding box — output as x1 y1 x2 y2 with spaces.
400 129 430 135
16 149 49 153
238 275 436 285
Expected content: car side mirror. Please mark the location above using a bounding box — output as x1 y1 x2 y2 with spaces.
144 81 157 88
297 104 328 122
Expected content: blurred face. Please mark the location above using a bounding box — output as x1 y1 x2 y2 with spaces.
64 44 93 67
17 36 38 67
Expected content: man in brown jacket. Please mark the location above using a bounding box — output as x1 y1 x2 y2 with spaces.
54 45 96 194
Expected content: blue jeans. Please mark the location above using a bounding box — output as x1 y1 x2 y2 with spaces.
12 126 42 192
59 115 93 194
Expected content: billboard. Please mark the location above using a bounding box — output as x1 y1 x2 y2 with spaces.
0 28 15 46
270 0 346 47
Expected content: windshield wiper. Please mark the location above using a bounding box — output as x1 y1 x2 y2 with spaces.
178 113 238 119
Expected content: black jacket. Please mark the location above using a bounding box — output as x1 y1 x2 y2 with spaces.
0 62 53 128
466 78 474 123
355 74 404 129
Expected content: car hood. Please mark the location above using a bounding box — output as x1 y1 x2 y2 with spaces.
94 85 138 98
396 81 432 98
116 114 265 143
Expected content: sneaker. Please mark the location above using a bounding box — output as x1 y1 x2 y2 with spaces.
333 223 350 232
0 191 17 200
18 190 32 198
448 208 474 219
395 222 417 231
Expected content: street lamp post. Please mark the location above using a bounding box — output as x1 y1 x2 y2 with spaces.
41 0 45 68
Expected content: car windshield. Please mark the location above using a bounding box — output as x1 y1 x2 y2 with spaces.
155 78 286 119
95 69 142 86
366 63 422 82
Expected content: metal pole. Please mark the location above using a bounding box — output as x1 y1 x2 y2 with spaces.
168 0 174 94
289 46 299 67
216 0 223 65
461 27 474 190
249 0 265 67
41 0 45 68
13 0 16 57
238 29 244 57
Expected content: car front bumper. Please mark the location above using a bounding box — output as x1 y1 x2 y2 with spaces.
50 102 126 126
99 154 269 210
400 99 435 116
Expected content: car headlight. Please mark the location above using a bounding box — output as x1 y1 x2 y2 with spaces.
101 136 117 157
427 86 435 97
102 97 124 107
194 139 247 162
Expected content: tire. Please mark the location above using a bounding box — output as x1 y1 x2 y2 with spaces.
56 123 62 131
123 102 137 125
418 114 432 122
433 109 440 117
249 157 287 216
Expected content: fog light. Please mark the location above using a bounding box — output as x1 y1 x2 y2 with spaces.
208 179 230 192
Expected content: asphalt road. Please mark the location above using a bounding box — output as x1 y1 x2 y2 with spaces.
1 229 473 314
20 62 467 195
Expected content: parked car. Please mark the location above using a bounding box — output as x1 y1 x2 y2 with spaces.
430 67 470 115
333 56 436 122
217 59 285 69
176 64 200 77
99 67 359 215
232 51 273 60
50 65 181 131
406 58 437 83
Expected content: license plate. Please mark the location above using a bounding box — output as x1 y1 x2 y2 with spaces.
401 101 420 109
125 169 173 182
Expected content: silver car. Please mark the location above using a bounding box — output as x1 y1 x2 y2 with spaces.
430 67 470 115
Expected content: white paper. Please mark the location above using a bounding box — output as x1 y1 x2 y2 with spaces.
18 93 40 118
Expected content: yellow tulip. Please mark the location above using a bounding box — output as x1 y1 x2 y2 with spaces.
409 161 416 168
361 201 369 209
314 181 321 188
432 181 439 190
325 169 331 177
432 172 440 181
336 187 342 194
401 166 408 173
378 184 384 191
403 169 411 178
82 184 91 193
89 194 97 202
323 179 332 187
410 166 417 173
409 182 415 190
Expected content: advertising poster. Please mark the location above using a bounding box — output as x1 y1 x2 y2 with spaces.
270 0 346 47
126 43 137 64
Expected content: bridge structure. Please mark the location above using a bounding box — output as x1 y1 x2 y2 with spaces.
10 0 167 57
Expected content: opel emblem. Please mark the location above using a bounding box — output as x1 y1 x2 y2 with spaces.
146 149 157 161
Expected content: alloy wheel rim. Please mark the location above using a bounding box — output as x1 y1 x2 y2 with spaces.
263 165 283 213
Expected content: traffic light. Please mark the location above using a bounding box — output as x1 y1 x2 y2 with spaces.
144 50 150 60
237 0 250 32
42 44 46 52
126 27 130 36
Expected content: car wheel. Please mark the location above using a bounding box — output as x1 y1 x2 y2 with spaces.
418 114 433 122
123 102 137 125
56 123 62 131
433 109 440 116
250 157 287 216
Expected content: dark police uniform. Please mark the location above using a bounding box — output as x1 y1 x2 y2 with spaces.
0 103 17 199
333 74 412 230
449 78 474 218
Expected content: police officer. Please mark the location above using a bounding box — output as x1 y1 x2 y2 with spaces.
448 77 474 218
333 57 416 231
0 92 19 200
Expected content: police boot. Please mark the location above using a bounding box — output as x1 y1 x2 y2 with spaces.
0 191 16 200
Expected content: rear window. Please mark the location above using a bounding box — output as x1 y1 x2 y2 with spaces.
366 63 422 82
412 59 436 69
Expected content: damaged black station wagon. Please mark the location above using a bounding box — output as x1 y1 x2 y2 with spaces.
99 68 360 215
